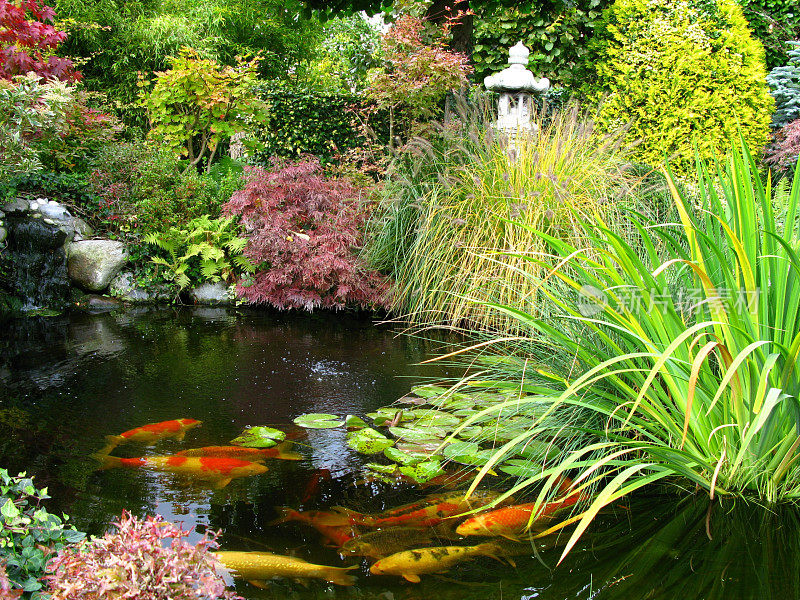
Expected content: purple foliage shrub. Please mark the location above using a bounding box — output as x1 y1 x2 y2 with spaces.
44 512 239 600
766 118 800 168
223 158 391 310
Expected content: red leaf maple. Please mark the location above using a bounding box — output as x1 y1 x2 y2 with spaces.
0 0 79 81
224 158 391 311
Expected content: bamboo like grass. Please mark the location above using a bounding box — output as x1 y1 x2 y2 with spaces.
367 99 633 333
455 140 800 562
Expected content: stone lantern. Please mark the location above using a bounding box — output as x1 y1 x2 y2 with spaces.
484 42 550 139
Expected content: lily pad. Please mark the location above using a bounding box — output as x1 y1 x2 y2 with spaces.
347 428 394 454
229 426 286 448
396 441 442 454
293 413 345 429
396 395 427 405
455 426 485 440
389 426 446 442
399 460 446 483
446 448 497 466
410 385 449 398
384 446 431 466
512 440 562 461
345 415 368 430
365 462 397 474
498 460 542 478
442 441 481 461
411 414 462 429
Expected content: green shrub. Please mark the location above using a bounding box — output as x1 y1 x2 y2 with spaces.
86 142 245 237
740 0 800 70
472 0 609 88
589 0 774 176
0 468 85 597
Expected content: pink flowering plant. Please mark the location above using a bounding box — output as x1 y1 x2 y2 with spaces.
45 511 239 600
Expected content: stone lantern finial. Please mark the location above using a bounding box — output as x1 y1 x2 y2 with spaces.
484 42 550 142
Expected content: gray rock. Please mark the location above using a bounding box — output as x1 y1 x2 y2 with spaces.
0 227 6 244
109 271 173 303
72 217 93 238
67 240 128 292
38 202 71 222
189 281 232 305
3 199 29 214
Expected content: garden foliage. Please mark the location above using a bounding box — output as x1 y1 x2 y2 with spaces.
144 215 254 293
0 0 78 81
45 511 239 600
766 119 800 169
366 96 633 332
140 48 268 172
767 41 800 129
461 142 800 560
0 469 85 597
471 0 609 87
366 15 472 146
740 0 800 69
223 158 390 310
87 142 243 236
589 0 773 176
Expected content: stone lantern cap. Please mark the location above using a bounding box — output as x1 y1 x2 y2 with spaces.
483 42 550 93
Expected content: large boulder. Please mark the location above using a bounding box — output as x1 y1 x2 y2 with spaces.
68 240 128 292
189 281 233 305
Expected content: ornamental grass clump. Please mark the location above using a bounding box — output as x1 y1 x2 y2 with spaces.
458 140 800 561
367 97 633 333
45 511 239 600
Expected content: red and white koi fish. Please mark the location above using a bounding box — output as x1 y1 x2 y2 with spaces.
92 453 267 489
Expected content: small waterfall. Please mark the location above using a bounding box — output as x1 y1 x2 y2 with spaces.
7 219 71 310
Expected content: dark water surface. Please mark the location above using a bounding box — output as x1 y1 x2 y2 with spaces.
1 308 797 600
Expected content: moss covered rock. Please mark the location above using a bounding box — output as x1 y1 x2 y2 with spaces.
589 0 774 176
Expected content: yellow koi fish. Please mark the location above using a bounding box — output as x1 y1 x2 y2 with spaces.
369 543 501 582
92 454 267 489
100 418 202 454
216 551 357 587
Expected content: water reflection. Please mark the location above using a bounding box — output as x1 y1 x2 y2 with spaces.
1 309 798 599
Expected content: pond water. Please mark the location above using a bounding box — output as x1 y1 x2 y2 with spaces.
1 308 797 600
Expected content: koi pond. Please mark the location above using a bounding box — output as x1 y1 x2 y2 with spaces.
1 308 798 599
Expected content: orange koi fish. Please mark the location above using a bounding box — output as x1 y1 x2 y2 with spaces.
102 419 202 452
92 453 267 489
318 489 506 528
455 494 580 538
301 468 332 505
272 507 357 547
177 442 302 461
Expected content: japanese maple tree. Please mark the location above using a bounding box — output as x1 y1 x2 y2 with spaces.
224 158 391 311
0 0 79 81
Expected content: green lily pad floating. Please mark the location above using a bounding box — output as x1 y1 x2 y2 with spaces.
293 413 345 429
443 447 497 467
365 462 397 474
345 415 368 430
498 459 543 478
389 426 446 442
229 426 286 448
411 414 462 429
396 395 427 405
410 385 449 398
442 441 481 460
456 426 484 440
399 460 445 483
396 441 442 454
347 428 394 454
384 446 431 466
